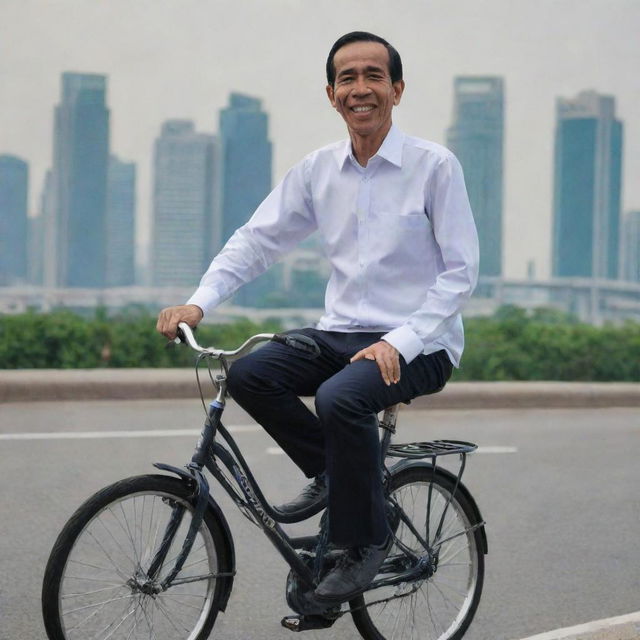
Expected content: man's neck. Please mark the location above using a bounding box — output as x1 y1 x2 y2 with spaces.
349 122 392 167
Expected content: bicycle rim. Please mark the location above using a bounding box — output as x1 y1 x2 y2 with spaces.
352 467 483 640
53 486 219 639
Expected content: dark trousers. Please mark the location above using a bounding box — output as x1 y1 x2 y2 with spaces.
226 328 452 547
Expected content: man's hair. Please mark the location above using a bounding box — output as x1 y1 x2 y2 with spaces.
326 31 403 86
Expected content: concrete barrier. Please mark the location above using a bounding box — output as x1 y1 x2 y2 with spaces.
1 368 639 408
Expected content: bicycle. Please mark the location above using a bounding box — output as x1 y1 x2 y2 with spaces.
42 322 488 640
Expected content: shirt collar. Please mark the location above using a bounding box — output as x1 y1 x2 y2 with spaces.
334 124 404 170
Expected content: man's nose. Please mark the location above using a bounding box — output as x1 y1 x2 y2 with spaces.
352 76 372 95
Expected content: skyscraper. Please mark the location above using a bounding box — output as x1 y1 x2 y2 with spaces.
219 93 273 305
151 120 216 287
51 72 110 287
446 77 504 277
0 155 29 285
552 90 623 279
622 211 640 283
106 156 136 286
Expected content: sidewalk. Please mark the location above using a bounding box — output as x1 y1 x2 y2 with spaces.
1 368 639 408
516 611 640 640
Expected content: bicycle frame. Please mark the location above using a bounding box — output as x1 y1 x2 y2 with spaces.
151 323 486 602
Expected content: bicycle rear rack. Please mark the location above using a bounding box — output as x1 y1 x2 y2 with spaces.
387 440 477 458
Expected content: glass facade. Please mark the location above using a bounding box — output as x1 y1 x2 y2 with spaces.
0 155 29 285
52 73 110 287
151 120 216 287
552 91 623 279
218 93 273 306
446 77 504 277
106 156 136 286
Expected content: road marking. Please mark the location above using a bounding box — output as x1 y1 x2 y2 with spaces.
0 425 260 441
266 447 286 455
476 446 518 454
515 610 640 640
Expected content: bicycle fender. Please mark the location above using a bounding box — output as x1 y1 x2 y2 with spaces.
387 459 488 554
153 463 236 611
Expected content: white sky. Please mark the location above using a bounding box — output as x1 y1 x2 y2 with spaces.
1 0 639 278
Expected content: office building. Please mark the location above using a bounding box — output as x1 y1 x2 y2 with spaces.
106 156 136 286
51 72 110 287
552 90 623 279
0 155 29 285
622 211 640 283
151 120 216 286
219 93 273 305
447 77 504 277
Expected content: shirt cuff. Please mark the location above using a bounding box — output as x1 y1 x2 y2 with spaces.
186 287 222 317
382 326 424 364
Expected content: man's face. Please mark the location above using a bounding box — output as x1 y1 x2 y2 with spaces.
326 41 404 141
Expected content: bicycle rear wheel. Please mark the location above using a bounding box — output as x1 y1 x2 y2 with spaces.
42 475 232 640
351 465 484 640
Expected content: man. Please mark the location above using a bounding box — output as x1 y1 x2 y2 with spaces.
157 31 479 602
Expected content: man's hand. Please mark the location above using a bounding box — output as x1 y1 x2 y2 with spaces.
350 341 401 386
156 304 203 340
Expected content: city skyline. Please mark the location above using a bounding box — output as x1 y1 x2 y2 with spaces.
2 0 639 283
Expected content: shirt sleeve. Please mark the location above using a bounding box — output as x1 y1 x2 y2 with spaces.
187 158 317 315
382 153 479 363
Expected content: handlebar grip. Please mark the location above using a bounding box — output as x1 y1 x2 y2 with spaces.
272 333 321 359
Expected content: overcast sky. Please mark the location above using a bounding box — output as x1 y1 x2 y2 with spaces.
1 0 639 279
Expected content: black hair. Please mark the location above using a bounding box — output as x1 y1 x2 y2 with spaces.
326 31 403 86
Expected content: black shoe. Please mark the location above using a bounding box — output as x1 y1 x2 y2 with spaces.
275 473 328 514
314 536 392 602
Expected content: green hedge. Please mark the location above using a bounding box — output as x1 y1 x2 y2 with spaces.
0 309 282 369
1 306 639 381
453 305 640 382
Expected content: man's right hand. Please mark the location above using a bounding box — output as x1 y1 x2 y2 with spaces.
156 304 204 340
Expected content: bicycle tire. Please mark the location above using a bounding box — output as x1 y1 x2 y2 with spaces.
42 474 232 640
351 465 484 640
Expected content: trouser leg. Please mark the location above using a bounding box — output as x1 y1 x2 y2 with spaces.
315 349 452 547
226 330 344 478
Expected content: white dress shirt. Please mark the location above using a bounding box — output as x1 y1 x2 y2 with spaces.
188 125 479 367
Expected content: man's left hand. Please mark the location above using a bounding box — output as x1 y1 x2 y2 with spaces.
350 341 400 386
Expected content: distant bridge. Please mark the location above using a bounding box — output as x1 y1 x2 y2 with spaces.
1 277 640 325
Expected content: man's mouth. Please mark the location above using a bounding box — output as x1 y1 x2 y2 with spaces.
351 105 375 113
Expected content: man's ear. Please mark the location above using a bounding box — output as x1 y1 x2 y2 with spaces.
393 80 405 106
326 84 336 108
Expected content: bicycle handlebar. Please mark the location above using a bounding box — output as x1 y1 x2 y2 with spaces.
175 322 275 361
174 322 321 362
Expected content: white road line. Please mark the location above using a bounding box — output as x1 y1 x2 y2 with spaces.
0 425 260 441
476 446 518 454
514 610 640 640
266 447 286 455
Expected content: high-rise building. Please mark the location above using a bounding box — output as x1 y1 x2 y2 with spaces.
51 72 110 287
106 156 136 286
0 155 29 286
219 93 273 305
151 120 216 286
622 211 640 283
446 77 504 277
552 90 623 279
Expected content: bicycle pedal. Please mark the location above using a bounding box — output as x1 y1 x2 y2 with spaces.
281 614 337 632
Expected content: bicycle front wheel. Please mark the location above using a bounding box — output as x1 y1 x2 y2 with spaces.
351 465 485 640
42 475 232 640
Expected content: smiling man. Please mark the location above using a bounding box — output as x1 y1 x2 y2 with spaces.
157 31 479 603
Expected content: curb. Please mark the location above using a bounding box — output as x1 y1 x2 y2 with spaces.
1 369 639 408
515 611 640 640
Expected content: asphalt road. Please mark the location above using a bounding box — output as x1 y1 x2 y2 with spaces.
1 399 638 640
